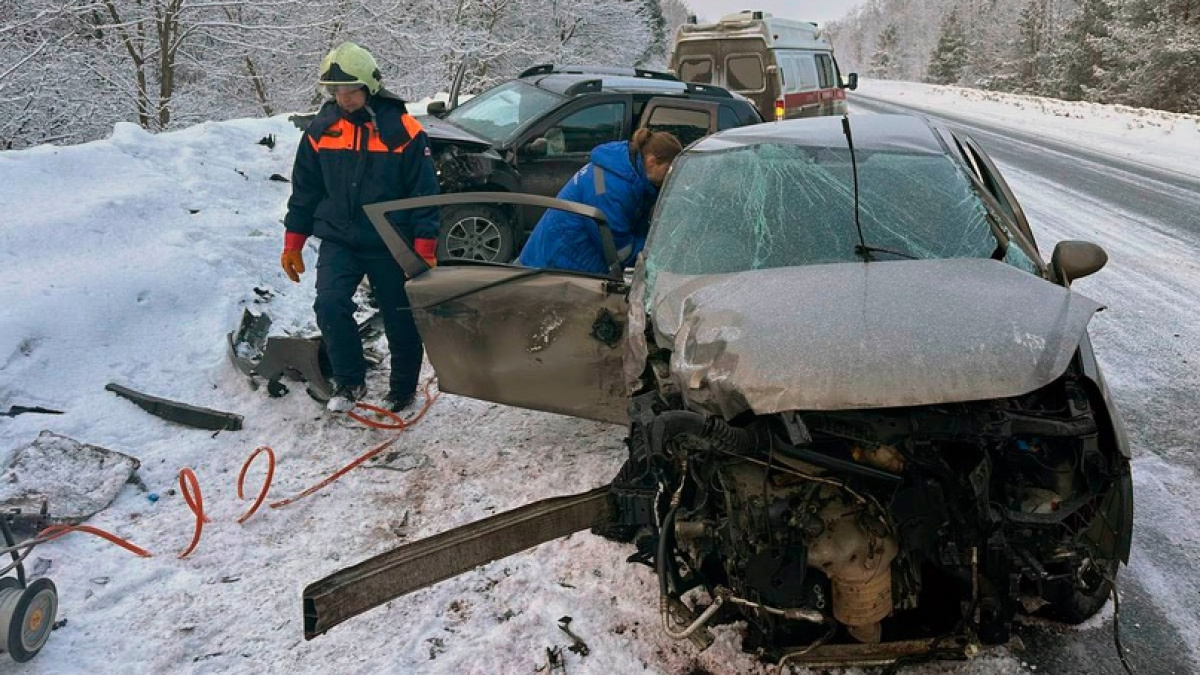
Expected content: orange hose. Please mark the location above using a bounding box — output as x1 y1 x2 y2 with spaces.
177 468 205 558
236 446 276 524
267 433 403 509
37 524 153 557
33 383 439 559
268 382 441 509
347 381 440 429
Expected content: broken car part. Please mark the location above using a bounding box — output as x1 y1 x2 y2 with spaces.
0 431 141 531
303 486 611 639
106 383 243 431
0 407 63 418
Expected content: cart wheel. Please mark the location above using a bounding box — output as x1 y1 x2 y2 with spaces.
0 578 57 662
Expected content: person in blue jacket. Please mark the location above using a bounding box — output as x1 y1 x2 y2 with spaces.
519 128 682 274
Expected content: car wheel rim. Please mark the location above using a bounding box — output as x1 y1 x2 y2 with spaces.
445 216 503 261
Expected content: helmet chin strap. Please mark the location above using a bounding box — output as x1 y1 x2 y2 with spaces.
364 102 378 137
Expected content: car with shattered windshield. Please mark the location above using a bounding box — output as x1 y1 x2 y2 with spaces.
305 114 1133 669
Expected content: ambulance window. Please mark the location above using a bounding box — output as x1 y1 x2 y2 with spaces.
794 54 819 91
816 54 837 89
778 54 797 93
727 55 765 92
679 57 714 84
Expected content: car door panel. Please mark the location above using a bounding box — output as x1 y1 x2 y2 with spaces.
405 266 629 424
364 193 630 424
515 96 631 230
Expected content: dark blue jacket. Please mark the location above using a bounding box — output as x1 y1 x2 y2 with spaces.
284 94 440 254
518 141 658 274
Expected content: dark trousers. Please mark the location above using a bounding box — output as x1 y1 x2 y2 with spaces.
314 240 423 396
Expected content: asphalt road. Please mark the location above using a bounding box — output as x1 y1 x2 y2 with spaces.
850 93 1200 675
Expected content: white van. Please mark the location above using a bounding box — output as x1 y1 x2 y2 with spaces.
671 10 858 121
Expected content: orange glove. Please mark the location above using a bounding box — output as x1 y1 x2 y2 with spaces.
414 238 438 268
281 232 308 282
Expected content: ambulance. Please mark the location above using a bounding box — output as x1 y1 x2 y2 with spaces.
671 10 858 120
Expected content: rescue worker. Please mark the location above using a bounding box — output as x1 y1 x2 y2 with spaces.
518 129 682 274
280 42 440 413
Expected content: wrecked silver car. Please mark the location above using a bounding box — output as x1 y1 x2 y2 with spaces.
305 114 1133 668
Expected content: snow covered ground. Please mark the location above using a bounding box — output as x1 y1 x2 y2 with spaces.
0 83 1197 675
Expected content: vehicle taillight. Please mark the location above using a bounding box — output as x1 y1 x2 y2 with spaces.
774 98 785 121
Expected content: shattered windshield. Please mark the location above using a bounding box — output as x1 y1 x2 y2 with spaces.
645 142 1036 287
445 81 563 143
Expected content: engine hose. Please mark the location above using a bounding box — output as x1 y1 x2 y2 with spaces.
650 411 755 455
656 505 684 598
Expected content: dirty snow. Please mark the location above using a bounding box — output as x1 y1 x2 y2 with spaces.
0 84 1196 675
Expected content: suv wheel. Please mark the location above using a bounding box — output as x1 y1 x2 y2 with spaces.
438 205 515 263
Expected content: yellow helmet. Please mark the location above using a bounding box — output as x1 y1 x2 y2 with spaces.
317 42 382 95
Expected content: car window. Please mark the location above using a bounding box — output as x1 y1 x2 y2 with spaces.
446 81 563 143
645 106 711 147
718 105 740 130
726 55 765 92
542 102 625 156
644 143 1037 287
678 57 714 84
815 54 837 89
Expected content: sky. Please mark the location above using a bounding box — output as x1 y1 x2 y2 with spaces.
684 0 866 25
0 82 1198 673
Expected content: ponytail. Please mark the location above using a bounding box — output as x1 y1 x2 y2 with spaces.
632 128 683 165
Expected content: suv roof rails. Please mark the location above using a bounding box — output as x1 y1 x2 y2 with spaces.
682 82 733 99
563 79 603 97
518 64 680 82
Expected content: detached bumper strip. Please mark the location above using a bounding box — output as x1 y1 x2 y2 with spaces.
302 485 611 639
105 383 244 431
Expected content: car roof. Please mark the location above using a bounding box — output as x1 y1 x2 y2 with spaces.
520 68 741 102
690 114 949 155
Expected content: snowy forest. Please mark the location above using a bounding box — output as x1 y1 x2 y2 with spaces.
828 0 1200 114
0 0 690 149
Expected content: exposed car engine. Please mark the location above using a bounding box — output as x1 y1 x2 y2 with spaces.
605 354 1131 663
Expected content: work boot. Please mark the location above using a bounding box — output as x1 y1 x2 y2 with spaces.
327 383 368 413
383 390 416 413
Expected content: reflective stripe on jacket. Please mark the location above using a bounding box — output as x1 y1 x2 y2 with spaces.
284 94 440 253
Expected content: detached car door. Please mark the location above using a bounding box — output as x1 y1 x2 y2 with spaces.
364 193 631 425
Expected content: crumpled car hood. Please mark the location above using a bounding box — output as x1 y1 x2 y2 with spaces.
416 115 493 151
648 258 1102 415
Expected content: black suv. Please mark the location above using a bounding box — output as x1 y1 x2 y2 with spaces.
419 65 764 262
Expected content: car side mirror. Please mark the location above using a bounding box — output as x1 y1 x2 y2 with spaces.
426 100 448 117
1051 240 1108 285
842 73 859 91
523 137 548 157
766 64 779 74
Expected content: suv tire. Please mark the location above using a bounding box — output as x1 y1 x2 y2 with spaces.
438 205 515 263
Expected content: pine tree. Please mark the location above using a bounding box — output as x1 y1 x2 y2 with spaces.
1051 0 1116 101
1012 0 1050 92
869 24 900 79
636 0 668 68
927 9 968 84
